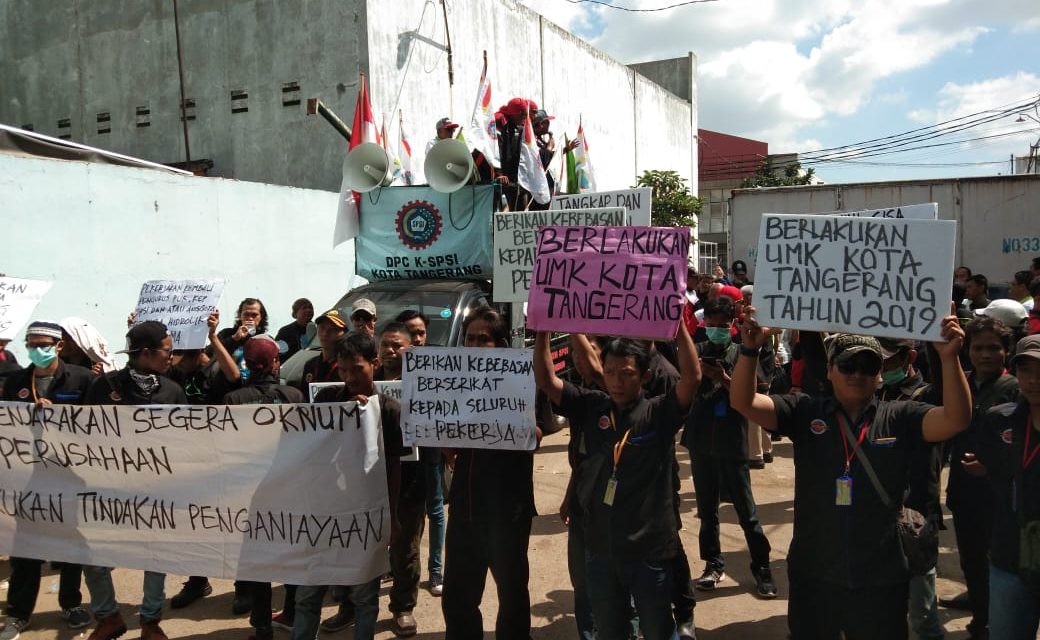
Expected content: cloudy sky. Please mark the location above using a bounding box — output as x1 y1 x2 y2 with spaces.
520 0 1040 183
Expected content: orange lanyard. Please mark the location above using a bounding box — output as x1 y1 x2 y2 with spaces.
613 428 632 468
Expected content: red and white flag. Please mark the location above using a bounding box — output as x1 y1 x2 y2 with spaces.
467 54 499 168
517 109 551 206
334 73 379 246
397 113 416 186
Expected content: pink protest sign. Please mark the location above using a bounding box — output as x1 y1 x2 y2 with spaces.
526 225 690 339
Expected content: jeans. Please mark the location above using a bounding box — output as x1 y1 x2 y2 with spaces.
293 579 379 640
442 515 532 640
585 555 676 640
690 454 771 570
5 558 82 619
989 565 1040 640
425 459 446 580
567 513 597 640
788 577 908 640
83 566 165 621
908 568 945 639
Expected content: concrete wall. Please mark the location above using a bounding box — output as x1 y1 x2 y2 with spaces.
1 0 695 194
0 152 353 365
0 0 367 192
729 175 1040 283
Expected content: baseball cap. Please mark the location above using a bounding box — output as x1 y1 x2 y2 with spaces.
26 321 63 341
243 335 280 371
315 309 347 329
877 337 915 360
351 298 377 319
732 260 748 274
826 334 884 365
1011 334 1040 366
975 299 1028 328
718 285 743 302
435 117 459 130
531 109 554 124
118 321 170 354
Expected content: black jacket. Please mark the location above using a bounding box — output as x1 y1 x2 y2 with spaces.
85 368 188 405
2 361 94 404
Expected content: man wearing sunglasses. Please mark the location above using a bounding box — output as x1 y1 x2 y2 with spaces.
731 314 971 640
82 321 188 640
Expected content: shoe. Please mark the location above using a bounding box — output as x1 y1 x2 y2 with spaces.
62 606 92 629
695 566 726 591
139 619 168 640
749 459 766 470
677 620 698 640
382 572 393 583
763 452 774 463
0 618 28 640
770 432 782 442
231 592 253 616
753 566 778 599
87 612 127 640
270 611 294 631
319 609 355 633
428 575 443 597
392 612 417 637
248 626 274 640
170 579 212 609
329 585 347 603
938 591 971 610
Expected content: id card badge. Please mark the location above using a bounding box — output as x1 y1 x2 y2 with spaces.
835 475 853 506
604 474 618 506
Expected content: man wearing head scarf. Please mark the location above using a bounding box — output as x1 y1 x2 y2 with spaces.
58 317 117 374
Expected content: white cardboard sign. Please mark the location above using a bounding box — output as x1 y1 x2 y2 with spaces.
0 277 53 341
133 279 225 349
753 214 956 341
400 347 536 450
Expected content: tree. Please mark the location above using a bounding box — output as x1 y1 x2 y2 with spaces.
633 170 700 228
740 157 816 188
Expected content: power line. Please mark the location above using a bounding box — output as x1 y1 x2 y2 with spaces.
564 0 720 12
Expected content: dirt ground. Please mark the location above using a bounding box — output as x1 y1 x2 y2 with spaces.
5 428 978 639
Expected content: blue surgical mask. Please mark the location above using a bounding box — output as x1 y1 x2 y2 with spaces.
705 327 731 345
28 345 57 368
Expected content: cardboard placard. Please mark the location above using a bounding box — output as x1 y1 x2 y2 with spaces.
133 279 225 349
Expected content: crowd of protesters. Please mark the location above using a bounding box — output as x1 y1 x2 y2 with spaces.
1 254 1040 640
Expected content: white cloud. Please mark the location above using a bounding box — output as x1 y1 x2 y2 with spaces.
517 0 1033 157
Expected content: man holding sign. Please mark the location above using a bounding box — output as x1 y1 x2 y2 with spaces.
534 321 701 640
730 312 971 639
82 321 188 640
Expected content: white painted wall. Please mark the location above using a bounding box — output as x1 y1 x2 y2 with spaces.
729 175 1040 283
364 0 695 191
0 153 353 364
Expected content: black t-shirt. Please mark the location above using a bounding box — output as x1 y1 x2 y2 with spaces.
168 360 236 405
772 393 932 587
298 355 339 395
976 401 1040 576
85 368 188 405
222 376 304 405
559 380 686 562
2 361 94 404
275 321 315 363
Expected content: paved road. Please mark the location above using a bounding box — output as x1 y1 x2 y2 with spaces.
5 429 977 639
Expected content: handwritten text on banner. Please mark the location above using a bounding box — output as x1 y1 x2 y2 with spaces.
753 214 956 341
0 400 388 586
133 279 225 350
0 277 53 341
525 225 691 340
400 347 536 451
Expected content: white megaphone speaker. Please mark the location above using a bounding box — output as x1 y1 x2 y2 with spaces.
343 142 392 192
424 139 474 193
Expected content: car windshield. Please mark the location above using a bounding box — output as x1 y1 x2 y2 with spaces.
332 289 471 346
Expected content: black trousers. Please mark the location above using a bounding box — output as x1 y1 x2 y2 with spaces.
788 577 909 640
951 498 993 633
390 478 427 614
5 558 82 619
691 453 771 570
243 581 273 631
671 539 695 624
442 515 532 640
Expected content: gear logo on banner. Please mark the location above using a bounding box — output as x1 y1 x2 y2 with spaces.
396 200 443 250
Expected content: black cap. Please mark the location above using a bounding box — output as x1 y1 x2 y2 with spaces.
118 321 170 354
731 260 748 274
